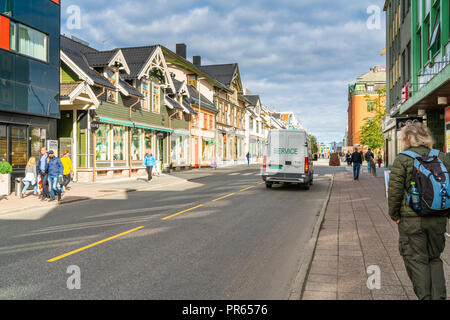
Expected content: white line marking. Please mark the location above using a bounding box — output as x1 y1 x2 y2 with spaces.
229 173 240 176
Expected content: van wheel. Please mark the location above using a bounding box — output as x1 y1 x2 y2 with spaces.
266 182 273 189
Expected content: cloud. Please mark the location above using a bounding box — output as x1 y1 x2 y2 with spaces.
61 0 386 143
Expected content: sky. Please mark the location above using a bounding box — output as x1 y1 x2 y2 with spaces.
61 0 386 144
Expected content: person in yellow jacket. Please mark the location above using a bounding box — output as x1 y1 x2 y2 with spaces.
60 150 74 191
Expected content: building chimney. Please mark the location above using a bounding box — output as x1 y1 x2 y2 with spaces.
193 56 201 67
176 43 187 59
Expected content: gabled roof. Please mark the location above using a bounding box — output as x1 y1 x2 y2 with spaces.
242 95 260 107
199 64 238 86
161 46 233 93
84 49 131 74
60 36 116 90
119 46 158 80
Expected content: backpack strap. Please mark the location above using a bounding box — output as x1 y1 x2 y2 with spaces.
399 151 422 159
429 149 440 158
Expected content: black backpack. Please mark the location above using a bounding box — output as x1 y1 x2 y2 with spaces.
400 149 450 216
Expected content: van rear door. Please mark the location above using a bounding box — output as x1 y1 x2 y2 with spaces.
282 131 306 174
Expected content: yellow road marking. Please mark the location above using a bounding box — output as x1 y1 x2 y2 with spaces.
47 226 145 262
240 186 255 192
211 193 235 202
161 204 204 221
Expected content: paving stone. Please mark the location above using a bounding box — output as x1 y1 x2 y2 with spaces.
302 291 337 300
306 274 337 284
305 281 337 292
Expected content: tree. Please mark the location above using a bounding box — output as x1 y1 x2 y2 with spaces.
359 87 386 150
309 134 318 154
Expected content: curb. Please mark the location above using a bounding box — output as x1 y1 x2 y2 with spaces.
288 174 334 300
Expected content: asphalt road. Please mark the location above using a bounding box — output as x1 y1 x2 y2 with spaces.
0 164 339 299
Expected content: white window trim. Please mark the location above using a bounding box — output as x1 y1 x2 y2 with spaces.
152 82 161 114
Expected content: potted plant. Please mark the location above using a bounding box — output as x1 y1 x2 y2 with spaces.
0 161 12 196
329 153 341 167
169 162 174 173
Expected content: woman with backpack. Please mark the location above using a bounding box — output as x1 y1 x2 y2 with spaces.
388 120 450 300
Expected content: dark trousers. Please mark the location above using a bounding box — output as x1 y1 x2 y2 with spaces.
146 166 153 181
40 172 51 198
398 217 447 300
63 174 71 188
352 162 361 180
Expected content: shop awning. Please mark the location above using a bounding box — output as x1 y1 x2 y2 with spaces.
134 122 173 133
97 116 173 133
173 129 191 136
97 116 133 127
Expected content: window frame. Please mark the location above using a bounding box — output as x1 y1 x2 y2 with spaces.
6 18 49 63
152 83 160 114
141 80 150 111
105 69 118 104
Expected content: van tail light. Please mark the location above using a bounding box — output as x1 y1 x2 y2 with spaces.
263 156 267 172
305 157 309 173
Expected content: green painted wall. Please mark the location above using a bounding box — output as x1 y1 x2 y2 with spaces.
61 62 81 83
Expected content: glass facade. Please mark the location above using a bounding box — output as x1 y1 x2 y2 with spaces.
0 0 60 118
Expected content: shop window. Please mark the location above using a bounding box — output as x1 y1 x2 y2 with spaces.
30 127 46 159
96 124 110 161
16 23 48 62
10 126 27 169
131 128 142 161
144 130 153 154
113 126 125 161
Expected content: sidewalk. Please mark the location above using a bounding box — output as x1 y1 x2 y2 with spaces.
301 169 450 300
0 164 259 215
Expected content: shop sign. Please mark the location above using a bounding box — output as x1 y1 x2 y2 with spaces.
47 140 59 156
90 121 99 131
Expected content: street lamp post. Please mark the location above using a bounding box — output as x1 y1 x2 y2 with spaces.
197 77 205 169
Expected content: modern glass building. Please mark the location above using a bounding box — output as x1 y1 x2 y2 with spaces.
0 0 60 180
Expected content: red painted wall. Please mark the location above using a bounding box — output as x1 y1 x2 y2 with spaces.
0 15 10 51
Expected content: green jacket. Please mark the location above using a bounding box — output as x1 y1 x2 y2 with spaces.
388 146 450 221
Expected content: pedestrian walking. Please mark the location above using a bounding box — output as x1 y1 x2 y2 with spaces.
346 151 352 166
60 150 74 192
21 156 38 198
246 152 250 166
37 146 51 200
365 148 374 173
143 150 156 182
45 150 63 202
376 152 383 168
388 120 450 300
351 147 362 180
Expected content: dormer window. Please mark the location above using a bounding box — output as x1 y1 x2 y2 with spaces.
187 74 197 88
105 69 118 103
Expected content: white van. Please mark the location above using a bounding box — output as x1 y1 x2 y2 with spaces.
261 129 313 189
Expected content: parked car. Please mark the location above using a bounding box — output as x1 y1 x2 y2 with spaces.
262 129 314 190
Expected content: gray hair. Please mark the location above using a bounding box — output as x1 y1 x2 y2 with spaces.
400 120 434 150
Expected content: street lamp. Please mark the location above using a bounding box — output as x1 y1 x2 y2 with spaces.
197 77 205 169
